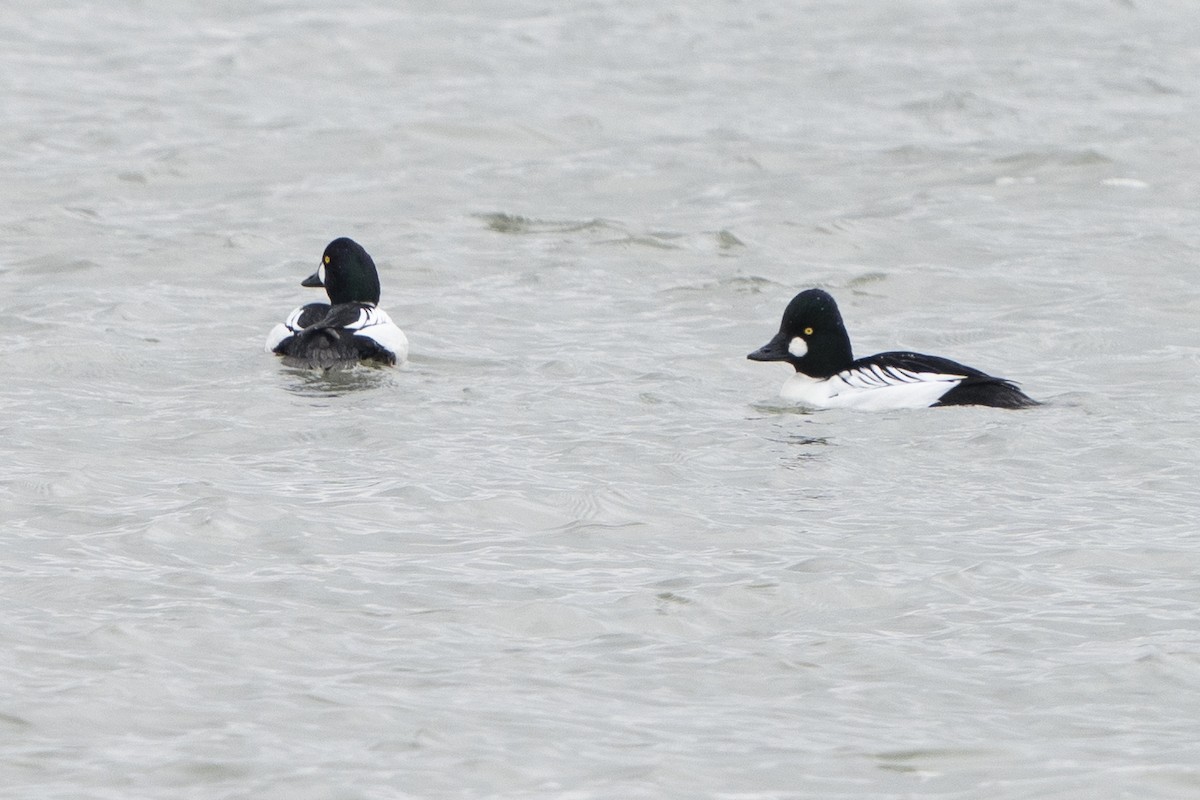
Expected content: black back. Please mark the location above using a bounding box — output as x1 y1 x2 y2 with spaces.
271 301 396 369
856 351 1038 409
933 376 1038 408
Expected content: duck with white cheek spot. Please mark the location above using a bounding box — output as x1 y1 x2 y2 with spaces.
266 237 408 370
748 289 1037 410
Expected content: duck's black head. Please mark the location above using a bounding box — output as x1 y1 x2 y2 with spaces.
303 237 382 306
747 288 854 378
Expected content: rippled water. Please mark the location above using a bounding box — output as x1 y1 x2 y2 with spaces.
4 2 1200 798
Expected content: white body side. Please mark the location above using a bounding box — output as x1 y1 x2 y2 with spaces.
264 305 408 364
265 306 310 352
780 363 965 410
347 307 409 364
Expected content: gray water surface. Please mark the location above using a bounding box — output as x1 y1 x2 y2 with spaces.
3 2 1199 798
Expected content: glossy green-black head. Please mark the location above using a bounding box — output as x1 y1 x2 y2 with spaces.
747 288 854 378
303 237 382 306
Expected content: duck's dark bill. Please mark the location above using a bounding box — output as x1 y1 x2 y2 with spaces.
301 270 324 288
747 334 789 362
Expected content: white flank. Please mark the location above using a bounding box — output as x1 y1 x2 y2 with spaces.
264 323 291 352
787 336 808 358
780 365 966 410
351 308 409 363
264 305 308 351
266 305 407 363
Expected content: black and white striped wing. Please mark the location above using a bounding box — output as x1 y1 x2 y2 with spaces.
265 302 330 352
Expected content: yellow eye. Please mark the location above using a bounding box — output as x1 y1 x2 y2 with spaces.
804 327 814 335
324 255 330 264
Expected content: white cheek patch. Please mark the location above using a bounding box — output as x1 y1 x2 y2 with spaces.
788 336 808 358
317 263 327 284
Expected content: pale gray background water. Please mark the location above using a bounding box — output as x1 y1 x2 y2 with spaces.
3 1 1199 798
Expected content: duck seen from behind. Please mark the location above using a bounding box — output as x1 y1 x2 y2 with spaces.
265 237 408 369
748 289 1036 410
